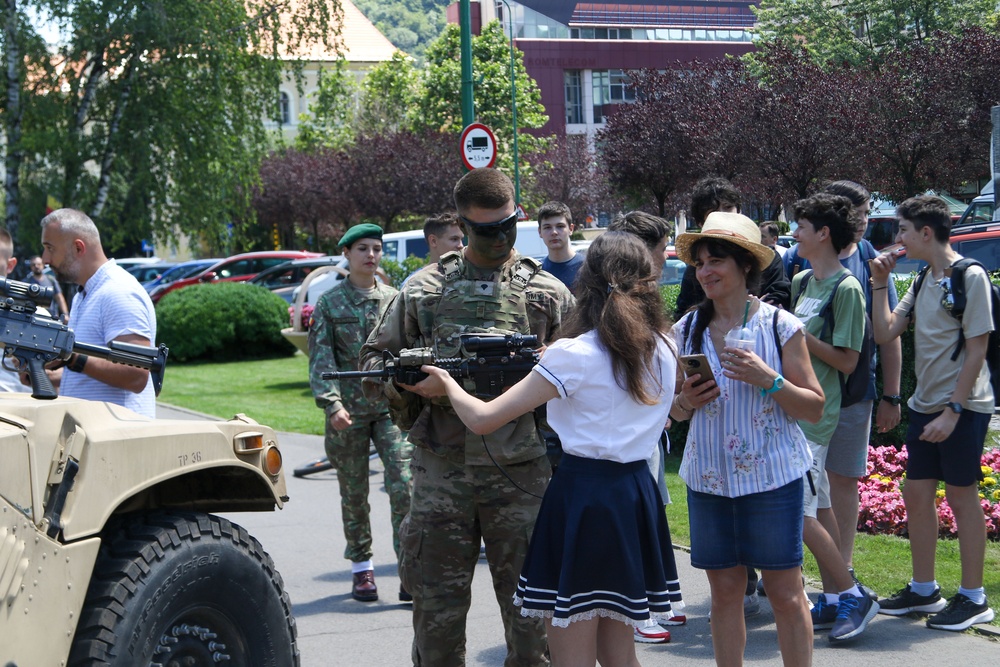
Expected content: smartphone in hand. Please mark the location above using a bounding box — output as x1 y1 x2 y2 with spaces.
680 354 716 387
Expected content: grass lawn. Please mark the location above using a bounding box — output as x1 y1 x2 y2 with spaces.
158 352 323 435
161 353 1000 626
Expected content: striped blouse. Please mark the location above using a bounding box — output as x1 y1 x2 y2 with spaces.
674 301 812 498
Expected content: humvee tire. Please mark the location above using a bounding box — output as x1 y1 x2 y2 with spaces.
67 511 298 666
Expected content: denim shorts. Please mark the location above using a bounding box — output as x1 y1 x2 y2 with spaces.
687 478 804 571
905 407 990 487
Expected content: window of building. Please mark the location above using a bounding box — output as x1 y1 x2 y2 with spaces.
278 92 290 125
565 70 583 124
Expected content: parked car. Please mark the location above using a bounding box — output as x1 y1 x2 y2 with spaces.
152 250 322 303
888 223 1000 281
248 256 343 303
145 258 222 295
114 256 163 271
953 187 995 230
125 262 175 284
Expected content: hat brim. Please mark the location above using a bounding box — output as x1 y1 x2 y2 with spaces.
675 232 774 272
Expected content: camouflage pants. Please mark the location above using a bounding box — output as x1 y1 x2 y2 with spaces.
399 447 551 667
325 413 413 563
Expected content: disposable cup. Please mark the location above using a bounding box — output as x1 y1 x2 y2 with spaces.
724 327 756 353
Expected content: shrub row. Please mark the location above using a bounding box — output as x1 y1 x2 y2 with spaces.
156 282 297 363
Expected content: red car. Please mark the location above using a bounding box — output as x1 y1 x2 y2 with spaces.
152 250 322 304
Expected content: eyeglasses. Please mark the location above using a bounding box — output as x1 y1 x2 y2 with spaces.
459 211 518 238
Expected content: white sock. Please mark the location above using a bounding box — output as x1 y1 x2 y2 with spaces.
839 585 862 599
351 560 374 574
909 579 938 597
824 593 840 605
958 586 986 605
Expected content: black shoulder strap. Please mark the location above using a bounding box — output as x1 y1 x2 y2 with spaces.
817 271 853 342
682 313 693 354
792 269 813 306
906 265 931 320
948 257 985 318
773 309 782 366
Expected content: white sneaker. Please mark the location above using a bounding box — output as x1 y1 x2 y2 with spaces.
634 621 671 644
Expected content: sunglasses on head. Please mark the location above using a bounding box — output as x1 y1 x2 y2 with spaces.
459 211 518 237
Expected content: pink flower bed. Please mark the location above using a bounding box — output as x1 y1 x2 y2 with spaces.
859 446 1000 540
289 304 314 330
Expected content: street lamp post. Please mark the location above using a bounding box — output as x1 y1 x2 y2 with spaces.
496 0 520 204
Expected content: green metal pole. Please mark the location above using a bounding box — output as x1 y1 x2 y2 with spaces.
459 0 475 129
498 0 520 203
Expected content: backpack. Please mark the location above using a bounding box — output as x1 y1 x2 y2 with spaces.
910 258 1000 403
793 270 873 407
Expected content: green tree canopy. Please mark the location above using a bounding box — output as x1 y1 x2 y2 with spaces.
2 0 339 256
414 21 549 180
752 0 999 67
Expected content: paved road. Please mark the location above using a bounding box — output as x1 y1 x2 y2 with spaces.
157 404 999 666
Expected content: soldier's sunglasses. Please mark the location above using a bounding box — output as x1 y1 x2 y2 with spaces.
459 211 518 238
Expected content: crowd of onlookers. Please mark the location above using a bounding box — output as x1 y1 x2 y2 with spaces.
307 168 994 667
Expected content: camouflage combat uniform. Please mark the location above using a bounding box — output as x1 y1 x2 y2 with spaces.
309 278 413 563
361 250 574 667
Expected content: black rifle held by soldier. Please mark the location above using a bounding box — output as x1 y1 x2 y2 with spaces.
0 276 169 400
325 333 540 398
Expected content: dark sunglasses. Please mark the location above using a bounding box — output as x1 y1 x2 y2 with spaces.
459 211 518 237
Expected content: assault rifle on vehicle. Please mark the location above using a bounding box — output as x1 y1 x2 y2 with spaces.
0 275 168 399
324 333 540 398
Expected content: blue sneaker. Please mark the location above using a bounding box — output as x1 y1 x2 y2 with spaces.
811 596 838 630
829 593 879 642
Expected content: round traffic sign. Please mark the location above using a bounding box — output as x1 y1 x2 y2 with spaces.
460 123 497 170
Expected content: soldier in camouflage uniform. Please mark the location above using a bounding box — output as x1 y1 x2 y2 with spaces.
309 223 413 603
360 169 575 667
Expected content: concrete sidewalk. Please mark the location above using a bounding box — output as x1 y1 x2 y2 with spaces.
157 403 1000 666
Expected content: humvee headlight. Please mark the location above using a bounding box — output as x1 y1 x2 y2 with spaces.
234 432 264 453
263 444 283 476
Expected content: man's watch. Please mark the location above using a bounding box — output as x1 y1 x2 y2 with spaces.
68 354 88 374
881 394 902 407
760 374 785 397
946 401 963 415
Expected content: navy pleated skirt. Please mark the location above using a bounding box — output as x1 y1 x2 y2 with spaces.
513 453 684 628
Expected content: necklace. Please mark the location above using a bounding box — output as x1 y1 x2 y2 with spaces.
710 298 752 334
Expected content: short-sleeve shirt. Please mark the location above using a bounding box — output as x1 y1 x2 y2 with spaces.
62 261 157 417
675 301 812 497
896 260 994 414
533 330 675 463
791 268 866 446
786 241 897 400
541 254 584 292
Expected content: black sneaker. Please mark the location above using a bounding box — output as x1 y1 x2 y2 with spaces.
848 568 878 602
878 584 947 616
926 594 995 631
829 593 879 643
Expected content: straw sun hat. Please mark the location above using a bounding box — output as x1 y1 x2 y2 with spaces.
675 211 774 271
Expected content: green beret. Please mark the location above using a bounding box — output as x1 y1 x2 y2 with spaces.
338 223 384 248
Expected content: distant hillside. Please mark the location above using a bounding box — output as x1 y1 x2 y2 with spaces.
352 0 451 61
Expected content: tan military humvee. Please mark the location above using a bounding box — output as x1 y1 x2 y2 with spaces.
0 395 297 666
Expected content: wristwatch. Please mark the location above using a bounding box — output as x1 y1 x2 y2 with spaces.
881 394 902 407
946 401 963 415
760 375 785 397
68 354 88 374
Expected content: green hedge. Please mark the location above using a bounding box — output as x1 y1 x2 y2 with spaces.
663 275 941 451
156 282 297 363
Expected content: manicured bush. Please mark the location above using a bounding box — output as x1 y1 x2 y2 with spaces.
156 282 297 362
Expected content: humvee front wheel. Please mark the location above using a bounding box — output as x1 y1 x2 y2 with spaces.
68 511 298 667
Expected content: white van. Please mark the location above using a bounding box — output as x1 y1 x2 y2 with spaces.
380 222 548 265
300 222 549 304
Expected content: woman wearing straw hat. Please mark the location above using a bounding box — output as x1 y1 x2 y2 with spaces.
670 211 824 666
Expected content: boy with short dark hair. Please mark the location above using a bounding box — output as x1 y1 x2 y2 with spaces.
537 201 582 290
870 195 995 631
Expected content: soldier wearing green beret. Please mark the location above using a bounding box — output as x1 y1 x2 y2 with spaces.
361 169 575 666
308 222 413 602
